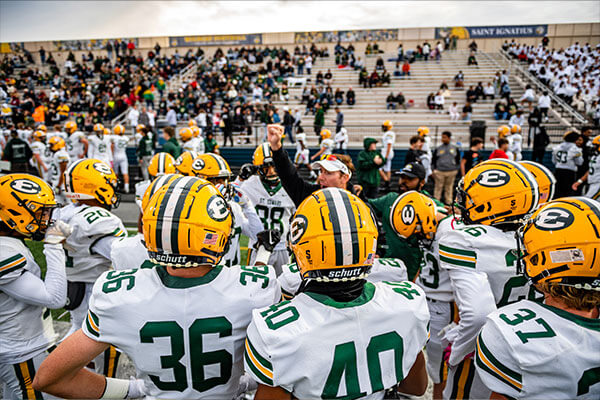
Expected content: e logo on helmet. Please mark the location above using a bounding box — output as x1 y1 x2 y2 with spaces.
534 207 574 231
192 158 205 171
290 215 308 245
206 195 230 221
93 162 112 175
477 169 510 187
10 179 41 195
401 204 416 225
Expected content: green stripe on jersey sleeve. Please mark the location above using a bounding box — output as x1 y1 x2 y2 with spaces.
439 244 477 258
439 255 476 268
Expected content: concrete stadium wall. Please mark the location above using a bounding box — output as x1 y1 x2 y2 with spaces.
8 23 599 66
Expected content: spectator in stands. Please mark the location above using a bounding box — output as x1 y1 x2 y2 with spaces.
449 101 460 121
368 70 380 88
324 69 333 85
509 110 525 128
469 40 478 52
305 54 313 75
136 126 154 180
454 70 464 89
375 57 384 70
422 42 431 61
426 93 435 110
401 60 411 78
357 137 384 199
397 43 404 62
316 71 324 85
432 131 460 205
489 138 509 159
493 100 508 120
483 82 495 100
466 85 477 103
39 47 46 64
538 90 551 122
313 103 324 138
500 81 512 100
467 51 478 66
434 91 445 113
519 84 536 110
282 106 295 144
381 69 391 85
461 137 484 175
396 92 407 112
334 88 344 106
359 67 368 88
461 102 473 121
387 92 397 110
333 107 344 133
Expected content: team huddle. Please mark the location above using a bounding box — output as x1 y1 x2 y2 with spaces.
0 123 598 400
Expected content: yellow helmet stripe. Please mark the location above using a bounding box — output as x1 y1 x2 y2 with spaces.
322 188 360 266
155 176 196 253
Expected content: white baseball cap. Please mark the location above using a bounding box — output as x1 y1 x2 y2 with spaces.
311 155 351 178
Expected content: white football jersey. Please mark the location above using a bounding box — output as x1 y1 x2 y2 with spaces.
0 237 57 364
278 258 408 300
588 152 600 184
245 281 430 399
219 202 245 267
181 139 196 153
66 131 86 160
47 130 67 141
88 135 113 163
194 137 205 154
111 135 129 161
416 216 459 302
321 138 334 155
382 130 396 159
82 264 281 399
17 129 32 142
240 175 295 251
508 134 523 161
110 234 149 271
476 300 600 399
57 203 126 282
552 142 583 171
135 180 151 210
47 149 70 187
30 141 51 177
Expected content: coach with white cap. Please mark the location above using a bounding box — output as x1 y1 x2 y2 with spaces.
267 124 357 207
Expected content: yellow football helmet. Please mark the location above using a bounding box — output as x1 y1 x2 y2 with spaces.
148 152 176 178
382 120 393 131
103 128 111 137
113 124 125 135
33 130 46 142
417 126 429 137
455 159 539 226
0 174 57 239
518 197 600 290
511 124 522 134
190 125 201 138
188 119 197 127
174 151 199 176
320 129 332 140
141 174 182 211
592 135 600 152
179 127 193 142
136 124 146 133
497 125 511 138
143 176 232 267
190 153 232 181
63 159 119 209
520 161 556 206
289 188 378 281
48 136 65 152
252 143 279 185
64 121 77 134
390 191 438 240
93 123 104 133
38 124 47 133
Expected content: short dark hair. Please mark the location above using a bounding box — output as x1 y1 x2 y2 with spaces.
498 138 509 146
442 131 452 138
409 135 424 145
164 126 175 138
470 137 483 146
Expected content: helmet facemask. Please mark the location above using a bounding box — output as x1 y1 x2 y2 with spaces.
258 160 280 187
9 191 56 240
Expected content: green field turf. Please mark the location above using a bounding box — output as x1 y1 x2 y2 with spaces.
26 233 250 323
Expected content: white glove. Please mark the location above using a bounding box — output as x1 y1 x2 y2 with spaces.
44 220 73 244
127 377 147 399
230 182 248 208
234 373 258 400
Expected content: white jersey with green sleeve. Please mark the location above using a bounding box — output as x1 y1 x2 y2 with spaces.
476 300 600 399
0 237 57 364
47 149 70 187
87 135 112 163
81 264 281 399
321 138 335 155
438 223 539 366
240 175 295 252
110 234 149 271
416 216 458 302
244 281 430 399
278 258 408 300
588 153 600 184
66 131 86 160
57 203 127 283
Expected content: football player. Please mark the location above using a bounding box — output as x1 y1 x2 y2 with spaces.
381 120 395 189
240 144 296 274
572 135 600 199
244 188 430 399
30 130 49 178
46 136 70 203
439 159 541 400
496 125 514 160
310 128 334 161
417 126 433 178
508 125 523 161
475 197 600 399
179 127 195 153
191 153 262 267
134 152 176 211
190 125 205 154
520 161 556 206
0 174 70 399
111 124 130 193
293 133 316 179
64 121 88 160
174 150 199 176
87 124 112 165
34 176 281 399
55 159 127 377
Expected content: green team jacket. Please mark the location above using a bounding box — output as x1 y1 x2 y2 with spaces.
368 190 445 280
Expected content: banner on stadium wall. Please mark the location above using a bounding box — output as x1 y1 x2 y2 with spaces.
169 34 262 47
0 42 25 53
295 29 398 44
435 25 548 39
53 38 139 52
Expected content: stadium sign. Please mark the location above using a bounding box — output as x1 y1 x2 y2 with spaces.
435 25 547 39
295 29 397 43
169 34 262 47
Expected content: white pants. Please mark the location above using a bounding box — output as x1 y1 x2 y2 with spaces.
0 348 57 400
382 155 393 172
425 299 455 384
585 182 600 200
294 149 310 165
113 158 129 176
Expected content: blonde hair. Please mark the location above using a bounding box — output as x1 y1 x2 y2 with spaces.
333 154 355 175
537 282 600 311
